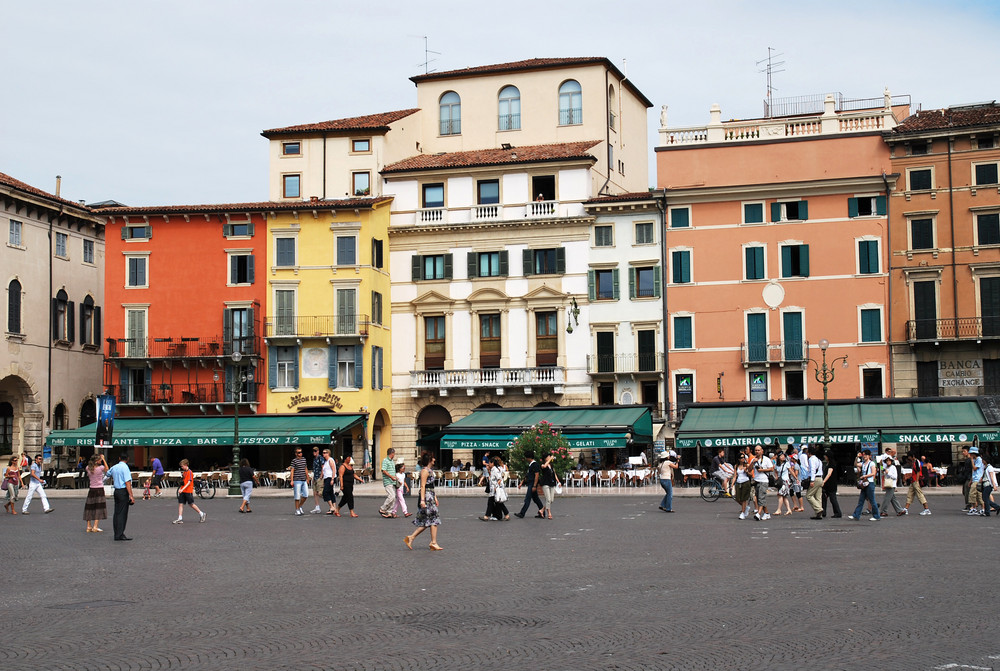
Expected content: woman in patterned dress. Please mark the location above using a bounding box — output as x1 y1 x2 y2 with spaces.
404 451 442 551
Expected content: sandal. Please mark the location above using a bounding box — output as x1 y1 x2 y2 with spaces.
404 536 413 550
350 512 359 518
333 510 341 517
429 543 443 551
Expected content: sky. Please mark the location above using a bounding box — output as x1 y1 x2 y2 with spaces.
2 0 999 207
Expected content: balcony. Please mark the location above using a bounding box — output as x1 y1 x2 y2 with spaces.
264 314 370 339
106 336 261 360
410 366 565 396
106 381 259 407
401 199 581 227
587 353 664 375
741 340 809 367
906 317 1000 343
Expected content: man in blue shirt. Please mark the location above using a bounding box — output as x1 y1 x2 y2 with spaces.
150 457 164 498
21 454 53 514
107 453 135 541
967 446 985 516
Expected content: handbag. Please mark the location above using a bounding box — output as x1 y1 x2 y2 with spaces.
494 486 508 503
555 483 563 495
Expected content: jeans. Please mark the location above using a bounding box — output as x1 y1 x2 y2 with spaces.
983 484 999 516
659 478 673 511
853 483 880 519
240 481 253 503
518 487 543 516
292 480 308 500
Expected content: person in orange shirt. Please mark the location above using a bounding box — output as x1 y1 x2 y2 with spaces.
172 459 206 524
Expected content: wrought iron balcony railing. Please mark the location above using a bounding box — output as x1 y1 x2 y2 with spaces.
106 381 259 406
906 317 1000 342
264 314 370 339
740 340 809 366
106 335 260 360
587 353 664 375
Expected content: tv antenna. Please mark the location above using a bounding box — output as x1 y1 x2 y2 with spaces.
756 47 785 118
411 35 440 75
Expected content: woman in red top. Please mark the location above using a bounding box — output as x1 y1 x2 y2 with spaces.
172 459 206 524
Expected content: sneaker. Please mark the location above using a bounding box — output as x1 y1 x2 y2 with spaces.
295 509 303 516
762 513 771 520
966 509 980 516
738 512 746 520
310 507 322 514
869 517 879 521
154 493 161 498
44 508 54 514
847 515 858 520
172 518 183 524
199 512 207 523
898 510 908 516
753 513 761 521
920 509 932 516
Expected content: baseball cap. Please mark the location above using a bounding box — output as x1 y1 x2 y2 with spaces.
969 447 979 454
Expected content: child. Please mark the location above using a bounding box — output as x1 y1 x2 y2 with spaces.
172 460 207 524
142 478 152 500
389 462 411 518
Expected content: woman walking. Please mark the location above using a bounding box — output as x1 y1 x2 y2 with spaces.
734 453 752 519
404 452 442 551
83 454 108 532
489 456 510 520
337 455 363 517
3 456 20 514
238 458 257 513
821 453 842 518
774 452 793 515
320 449 338 515
849 449 880 521
539 453 561 519
656 451 678 513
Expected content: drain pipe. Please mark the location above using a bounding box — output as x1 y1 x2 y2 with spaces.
654 190 669 425
947 137 958 335
881 171 894 397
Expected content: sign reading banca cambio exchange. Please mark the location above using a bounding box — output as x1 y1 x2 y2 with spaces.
939 357 983 388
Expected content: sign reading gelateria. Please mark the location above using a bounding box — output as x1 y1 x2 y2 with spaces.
938 358 983 388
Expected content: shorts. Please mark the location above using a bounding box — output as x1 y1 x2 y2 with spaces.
312 477 323 495
152 474 163 487
753 481 768 507
177 492 194 505
293 480 309 500
735 481 752 504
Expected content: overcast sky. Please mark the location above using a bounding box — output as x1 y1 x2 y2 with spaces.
2 0 999 207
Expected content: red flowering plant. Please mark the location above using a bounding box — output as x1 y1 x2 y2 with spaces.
507 420 576 481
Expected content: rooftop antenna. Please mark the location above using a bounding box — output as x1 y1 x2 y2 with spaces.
756 47 785 118
410 35 440 75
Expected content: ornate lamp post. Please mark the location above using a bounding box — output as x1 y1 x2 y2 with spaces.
808 339 848 452
214 351 254 496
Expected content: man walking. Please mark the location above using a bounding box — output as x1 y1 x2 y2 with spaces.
848 449 880 521
957 446 972 511
515 450 544 519
751 445 773 521
805 445 824 520
903 453 932 516
150 456 164 498
379 448 398 518
796 445 811 512
288 448 310 516
967 446 985 516
108 453 134 541
21 455 53 514
309 446 324 514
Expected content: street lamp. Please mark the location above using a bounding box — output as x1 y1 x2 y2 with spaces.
214 351 254 496
808 339 848 452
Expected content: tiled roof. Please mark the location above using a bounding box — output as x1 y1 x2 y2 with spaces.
0 171 94 211
891 103 1000 134
584 191 658 204
382 140 601 174
261 109 420 137
94 196 393 216
410 57 654 108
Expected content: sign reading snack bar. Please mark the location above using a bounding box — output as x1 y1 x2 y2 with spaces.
938 358 983 388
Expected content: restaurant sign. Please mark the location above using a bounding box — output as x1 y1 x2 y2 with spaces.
882 431 1000 443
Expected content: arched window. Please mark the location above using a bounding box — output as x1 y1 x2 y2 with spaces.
79 398 96 428
498 86 520 131
80 295 100 347
439 91 461 136
52 288 73 343
7 279 21 334
53 403 67 431
559 80 582 126
608 84 617 130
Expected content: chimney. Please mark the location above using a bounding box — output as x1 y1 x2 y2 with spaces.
309 195 319 203
55 175 62 198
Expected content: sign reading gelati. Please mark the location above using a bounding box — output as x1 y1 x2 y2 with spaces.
287 392 344 410
938 358 983 388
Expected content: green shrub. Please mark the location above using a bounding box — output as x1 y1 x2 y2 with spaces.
507 421 576 480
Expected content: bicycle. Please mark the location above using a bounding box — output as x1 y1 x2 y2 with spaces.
194 476 216 499
700 474 735 502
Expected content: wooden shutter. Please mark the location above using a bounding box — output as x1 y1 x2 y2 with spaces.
268 346 278 389
443 253 453 279
411 255 422 281
781 246 792 278
93 306 101 344
612 268 620 300
223 223 232 236
628 267 636 299
354 344 363 388
770 202 781 222
499 251 508 276
230 256 238 285
247 221 255 236
66 301 75 344
875 196 887 216
248 255 255 284
556 248 566 274
653 266 662 298
79 302 86 344
798 201 808 221
799 245 810 277
144 226 152 239
120 226 127 240
847 197 859 218
587 270 596 301
523 249 532 276
673 317 691 349
328 345 337 389
291 346 299 388
467 252 477 279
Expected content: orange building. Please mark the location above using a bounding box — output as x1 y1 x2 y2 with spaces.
656 94 909 418
884 103 1000 403
99 203 268 466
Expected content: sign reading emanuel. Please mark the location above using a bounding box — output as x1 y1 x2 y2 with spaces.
939 358 983 388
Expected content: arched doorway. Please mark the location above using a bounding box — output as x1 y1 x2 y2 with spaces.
0 374 42 458
417 404 451 466
0 402 12 455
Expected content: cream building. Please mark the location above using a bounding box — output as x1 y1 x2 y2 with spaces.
1 172 105 463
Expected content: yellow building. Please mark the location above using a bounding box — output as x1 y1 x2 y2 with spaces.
264 197 393 463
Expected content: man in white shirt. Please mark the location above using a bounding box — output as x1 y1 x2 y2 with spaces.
805 445 824 519
751 445 773 521
797 445 811 512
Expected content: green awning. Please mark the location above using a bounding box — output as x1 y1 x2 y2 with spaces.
435 405 653 450
46 414 366 448
675 398 997 449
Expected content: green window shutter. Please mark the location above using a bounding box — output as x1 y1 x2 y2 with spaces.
328 345 337 388
499 250 509 276
247 221 255 236
673 251 690 283
671 252 681 283
770 202 781 222
670 208 689 228
120 226 127 240
673 317 691 349
411 255 422 281
800 245 810 277
861 310 881 342
268 346 278 389
248 254 255 284
145 226 153 239
781 246 792 277
875 196 887 216
523 249 532 276
556 248 566 274
443 253 453 279
223 223 233 236
612 268 620 300
354 344 363 388
467 252 477 278
653 266 661 298
628 267 636 299
798 201 808 221
848 198 859 218
588 270 596 301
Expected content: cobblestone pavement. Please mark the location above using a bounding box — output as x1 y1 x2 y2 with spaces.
1 490 997 671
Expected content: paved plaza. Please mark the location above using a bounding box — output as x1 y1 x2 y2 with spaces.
1 487 997 671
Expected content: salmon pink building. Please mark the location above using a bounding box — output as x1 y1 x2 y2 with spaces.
656 93 910 429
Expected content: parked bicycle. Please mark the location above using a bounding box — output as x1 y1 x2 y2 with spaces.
193 476 216 499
